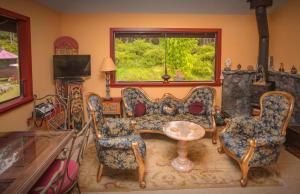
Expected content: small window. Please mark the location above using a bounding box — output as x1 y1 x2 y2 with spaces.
110 28 221 87
0 8 33 113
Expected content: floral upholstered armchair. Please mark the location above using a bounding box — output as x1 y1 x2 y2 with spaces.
86 93 146 188
218 91 294 187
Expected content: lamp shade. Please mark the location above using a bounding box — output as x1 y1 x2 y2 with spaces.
100 57 116 72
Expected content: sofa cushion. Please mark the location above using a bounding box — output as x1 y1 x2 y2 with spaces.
133 114 211 132
161 103 177 116
188 101 204 115
184 87 215 116
134 102 146 117
174 114 211 128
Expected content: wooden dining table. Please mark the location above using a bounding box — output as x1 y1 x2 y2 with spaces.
0 129 73 194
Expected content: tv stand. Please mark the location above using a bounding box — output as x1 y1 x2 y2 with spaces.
55 79 84 131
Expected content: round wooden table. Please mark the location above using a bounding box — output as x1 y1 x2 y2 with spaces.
163 121 205 172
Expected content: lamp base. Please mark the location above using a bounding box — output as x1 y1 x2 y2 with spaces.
104 72 112 101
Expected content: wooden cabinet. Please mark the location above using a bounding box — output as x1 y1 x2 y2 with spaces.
285 125 300 158
101 97 122 117
56 79 85 131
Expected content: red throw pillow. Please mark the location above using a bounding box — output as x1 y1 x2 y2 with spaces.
134 102 146 117
188 102 204 115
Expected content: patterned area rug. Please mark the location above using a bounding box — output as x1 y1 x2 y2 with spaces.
79 135 284 192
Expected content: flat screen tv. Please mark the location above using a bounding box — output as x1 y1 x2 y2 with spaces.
53 55 91 79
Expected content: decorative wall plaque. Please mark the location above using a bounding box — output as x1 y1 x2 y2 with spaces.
54 36 79 55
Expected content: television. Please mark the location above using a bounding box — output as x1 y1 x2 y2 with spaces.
53 55 91 79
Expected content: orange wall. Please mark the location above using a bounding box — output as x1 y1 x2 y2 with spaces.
0 0 61 131
270 0 300 71
3 0 296 131
60 13 259 106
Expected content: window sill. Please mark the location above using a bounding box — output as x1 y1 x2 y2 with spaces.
0 96 33 113
110 80 221 87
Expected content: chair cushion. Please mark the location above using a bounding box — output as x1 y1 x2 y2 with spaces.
134 102 146 117
97 135 146 152
30 159 79 194
219 132 283 167
133 113 211 132
96 135 146 170
219 132 249 159
188 101 204 115
105 118 134 137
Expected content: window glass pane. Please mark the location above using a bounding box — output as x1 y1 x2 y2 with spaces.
166 37 216 82
115 34 165 81
0 18 20 103
114 31 216 82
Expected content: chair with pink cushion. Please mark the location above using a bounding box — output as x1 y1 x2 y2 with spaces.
30 118 91 194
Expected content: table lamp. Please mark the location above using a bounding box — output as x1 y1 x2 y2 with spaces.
100 57 116 101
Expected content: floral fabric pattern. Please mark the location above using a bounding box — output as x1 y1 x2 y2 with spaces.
183 87 215 116
122 87 215 133
87 94 107 137
97 135 146 156
97 149 138 169
220 132 282 167
159 96 184 114
133 114 211 132
225 116 263 137
96 135 146 169
122 88 159 116
219 92 292 168
261 95 290 136
105 118 134 137
86 93 146 170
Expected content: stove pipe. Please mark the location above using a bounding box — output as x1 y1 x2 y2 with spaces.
249 0 273 81
256 6 269 80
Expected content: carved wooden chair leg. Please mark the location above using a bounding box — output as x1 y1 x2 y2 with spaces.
239 139 256 187
132 142 146 188
97 164 103 182
269 163 281 176
217 144 224 154
240 163 250 187
138 165 146 188
211 115 217 144
212 131 217 144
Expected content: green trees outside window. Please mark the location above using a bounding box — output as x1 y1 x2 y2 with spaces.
0 8 33 113
114 30 217 83
0 27 20 103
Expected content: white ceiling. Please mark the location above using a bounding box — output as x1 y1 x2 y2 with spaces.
36 0 288 14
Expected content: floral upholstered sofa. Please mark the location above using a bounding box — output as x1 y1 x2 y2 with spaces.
121 87 217 143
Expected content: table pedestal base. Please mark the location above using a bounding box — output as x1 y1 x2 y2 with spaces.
171 140 193 172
